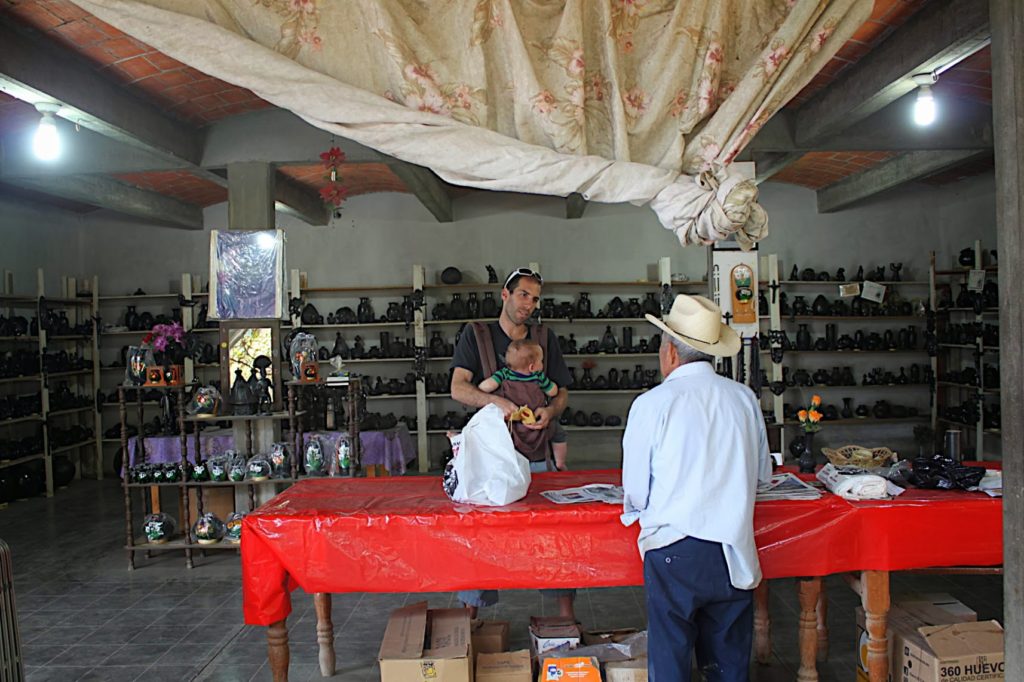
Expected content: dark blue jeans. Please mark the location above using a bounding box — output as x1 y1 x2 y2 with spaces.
644 537 753 682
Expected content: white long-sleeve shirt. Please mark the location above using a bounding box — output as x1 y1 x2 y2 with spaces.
620 361 772 590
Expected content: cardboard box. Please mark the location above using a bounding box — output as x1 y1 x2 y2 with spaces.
529 616 581 658
476 650 531 682
472 620 509 655
581 628 640 646
539 656 601 681
856 594 979 682
893 620 1004 682
378 602 473 682
605 657 648 682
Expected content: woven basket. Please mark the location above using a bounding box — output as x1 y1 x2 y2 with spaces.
821 445 897 468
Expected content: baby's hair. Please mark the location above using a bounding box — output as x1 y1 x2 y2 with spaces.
505 338 543 369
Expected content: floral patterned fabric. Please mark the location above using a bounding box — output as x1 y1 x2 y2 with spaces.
71 0 869 247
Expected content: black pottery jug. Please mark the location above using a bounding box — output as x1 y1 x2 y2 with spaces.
958 248 975 267
576 292 592 318
466 293 480 319
580 367 594 390
124 305 140 331
231 368 255 415
541 298 555 319
855 404 870 418
573 410 589 427
796 324 812 351
357 297 375 324
812 295 831 316
402 295 415 324
429 331 446 356
642 292 659 316
627 298 642 318
481 292 499 317
386 301 402 322
792 296 808 316
449 293 467 320
633 364 644 388
621 327 634 353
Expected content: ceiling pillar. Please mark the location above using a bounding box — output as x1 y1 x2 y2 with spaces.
227 162 275 230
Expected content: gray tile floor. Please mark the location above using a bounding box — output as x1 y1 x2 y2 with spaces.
0 478 1004 681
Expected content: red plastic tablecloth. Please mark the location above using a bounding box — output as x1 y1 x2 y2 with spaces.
241 471 1002 626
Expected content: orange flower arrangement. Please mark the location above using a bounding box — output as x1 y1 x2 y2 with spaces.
797 394 823 433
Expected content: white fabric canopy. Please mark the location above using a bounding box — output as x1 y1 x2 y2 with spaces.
71 0 870 247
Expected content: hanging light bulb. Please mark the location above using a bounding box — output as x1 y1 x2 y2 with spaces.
912 73 938 127
32 102 62 161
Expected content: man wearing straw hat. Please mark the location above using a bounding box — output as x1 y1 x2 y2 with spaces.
621 294 771 681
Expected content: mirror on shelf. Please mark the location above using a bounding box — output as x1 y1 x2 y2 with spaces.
219 320 282 413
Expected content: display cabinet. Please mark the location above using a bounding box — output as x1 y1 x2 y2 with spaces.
930 242 1001 460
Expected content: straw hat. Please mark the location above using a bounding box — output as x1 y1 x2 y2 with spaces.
645 294 740 357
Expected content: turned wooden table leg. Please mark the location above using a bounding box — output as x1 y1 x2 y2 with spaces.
862 570 890 682
796 577 821 682
753 581 772 664
315 593 336 677
816 585 829 662
267 619 290 682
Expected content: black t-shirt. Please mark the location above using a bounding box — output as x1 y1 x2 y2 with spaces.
450 321 571 389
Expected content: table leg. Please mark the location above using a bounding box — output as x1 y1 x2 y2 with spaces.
753 581 771 664
267 619 289 682
315 593 336 677
862 570 890 682
796 577 821 682
817 585 829 662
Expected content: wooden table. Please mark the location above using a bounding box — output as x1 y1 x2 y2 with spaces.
241 472 1002 682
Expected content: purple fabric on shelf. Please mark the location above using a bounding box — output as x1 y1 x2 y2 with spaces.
126 433 235 471
123 426 415 475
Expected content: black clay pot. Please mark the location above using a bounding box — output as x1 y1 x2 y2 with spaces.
589 412 604 427
958 248 975 267
573 410 589 427
576 293 592 318
124 305 140 331
641 292 659 316
792 296 809 316
801 268 817 282
600 326 617 353
626 298 642 318
331 332 349 359
872 401 891 419
441 267 462 285
386 302 402 322
812 295 831 316
604 415 622 427
855 404 870 418
835 268 846 282
560 408 572 426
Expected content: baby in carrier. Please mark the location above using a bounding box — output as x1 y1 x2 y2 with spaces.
477 338 558 459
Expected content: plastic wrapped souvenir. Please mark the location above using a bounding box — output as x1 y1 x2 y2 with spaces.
246 455 272 482
125 346 154 387
189 460 210 482
228 452 248 482
133 464 153 484
289 332 318 380
163 462 181 483
207 454 229 482
269 442 289 476
143 512 177 544
192 512 226 545
332 435 353 477
226 512 244 544
151 465 166 483
187 385 222 416
304 437 326 476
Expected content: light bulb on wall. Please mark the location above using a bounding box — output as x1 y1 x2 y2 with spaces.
32 102 62 161
912 73 938 127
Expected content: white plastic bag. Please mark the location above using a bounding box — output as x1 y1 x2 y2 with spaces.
443 404 531 506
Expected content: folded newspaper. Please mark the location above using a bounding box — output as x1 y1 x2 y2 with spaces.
756 473 822 501
541 483 624 505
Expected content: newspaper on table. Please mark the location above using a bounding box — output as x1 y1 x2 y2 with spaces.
541 483 624 505
756 473 822 501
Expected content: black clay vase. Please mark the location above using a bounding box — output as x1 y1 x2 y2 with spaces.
642 292 659 316
798 432 816 473
576 293 592 318
600 326 617 353
124 305 140 331
466 293 480 319
357 297 374 324
231 369 254 416
449 293 467 320
481 292 498 317
331 332 349 359
841 398 854 419
796 324 812 351
627 298 642 318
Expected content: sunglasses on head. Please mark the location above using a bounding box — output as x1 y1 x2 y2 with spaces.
504 267 544 288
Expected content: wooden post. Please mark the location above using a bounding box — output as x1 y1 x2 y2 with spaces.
796 577 821 682
753 582 771 664
314 593 336 677
991 0 1023 676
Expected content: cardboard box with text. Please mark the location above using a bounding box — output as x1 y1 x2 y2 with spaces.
378 602 473 682
529 616 581 658
472 620 509 655
539 656 601 681
476 650 531 682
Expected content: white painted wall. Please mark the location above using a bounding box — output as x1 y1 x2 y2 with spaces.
0 170 999 468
